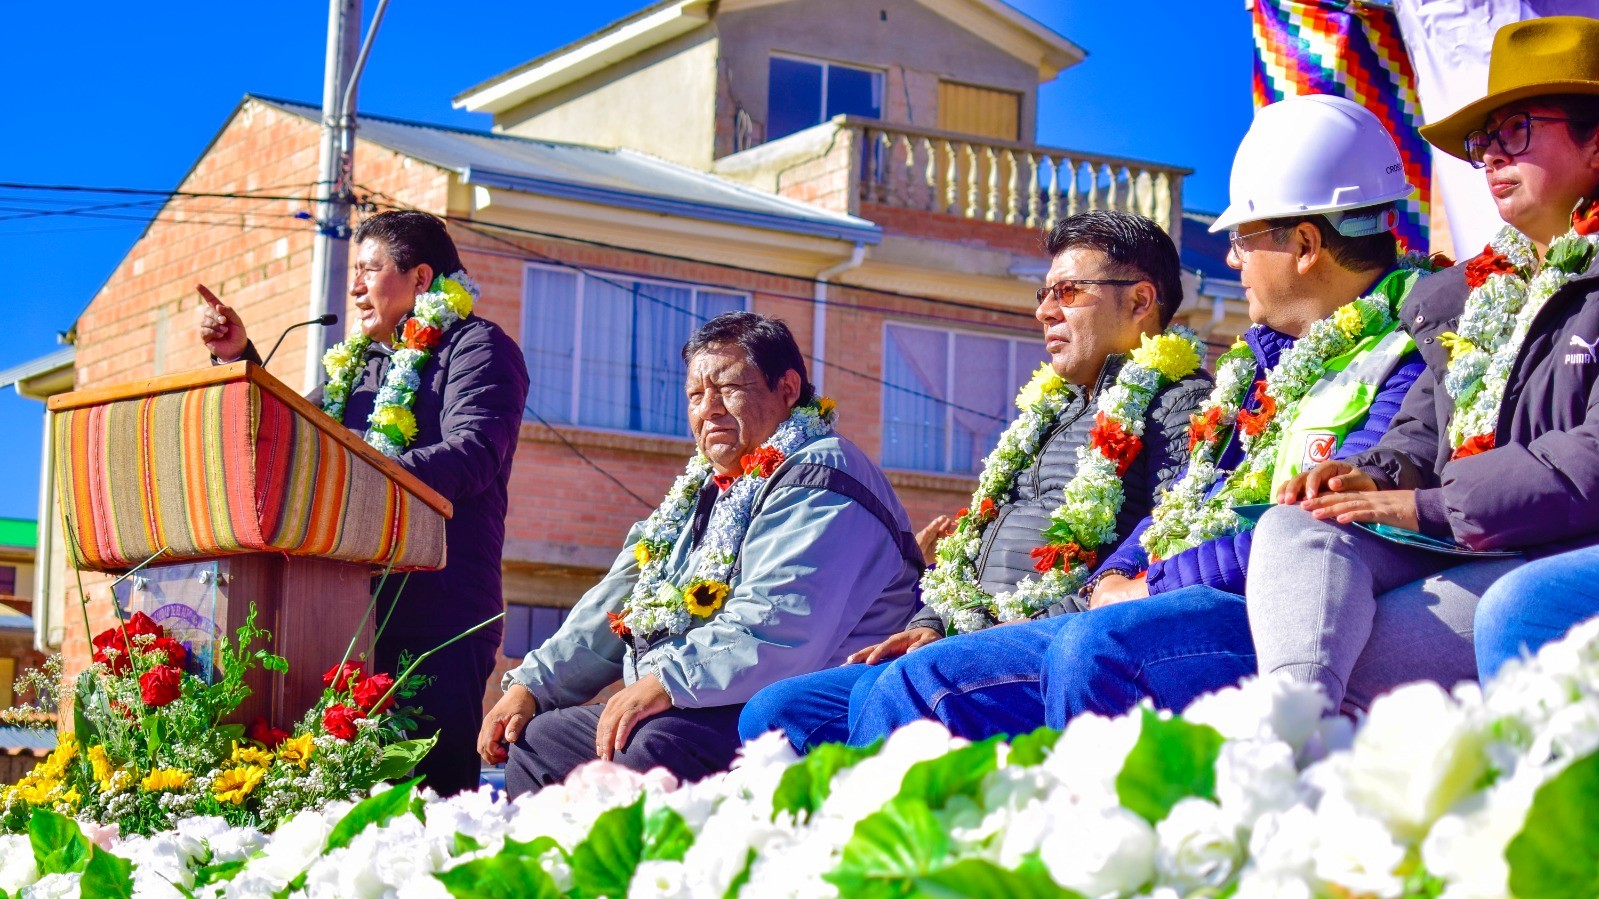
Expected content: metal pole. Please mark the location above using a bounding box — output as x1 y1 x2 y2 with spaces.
304 0 361 393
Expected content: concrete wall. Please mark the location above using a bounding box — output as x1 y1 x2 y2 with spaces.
494 27 721 170
715 0 1040 149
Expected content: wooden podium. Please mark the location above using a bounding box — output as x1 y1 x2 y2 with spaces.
48 362 452 726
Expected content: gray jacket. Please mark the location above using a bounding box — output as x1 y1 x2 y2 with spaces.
505 434 921 709
909 357 1211 631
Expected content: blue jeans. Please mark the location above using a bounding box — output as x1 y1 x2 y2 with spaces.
1475 544 1599 680
738 662 890 752
1040 586 1257 727
848 615 1073 745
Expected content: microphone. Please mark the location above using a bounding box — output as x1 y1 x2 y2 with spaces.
262 314 339 366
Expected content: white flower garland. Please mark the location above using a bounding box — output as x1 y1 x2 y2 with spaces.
320 271 480 458
618 399 837 639
922 328 1204 633
1442 206 1599 457
1141 266 1422 561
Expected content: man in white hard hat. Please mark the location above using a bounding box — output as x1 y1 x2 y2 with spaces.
839 94 1441 742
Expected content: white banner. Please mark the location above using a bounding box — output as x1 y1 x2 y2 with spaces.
1393 0 1599 257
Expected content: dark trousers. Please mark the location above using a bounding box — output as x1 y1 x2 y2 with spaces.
375 632 499 796
503 703 744 798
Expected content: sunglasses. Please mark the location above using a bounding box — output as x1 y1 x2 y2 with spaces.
1464 112 1574 169
1035 278 1144 307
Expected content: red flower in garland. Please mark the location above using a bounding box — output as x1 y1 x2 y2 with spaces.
1574 198 1599 237
1089 412 1144 476
401 317 443 351
246 716 290 749
92 633 133 675
1236 382 1277 438
323 703 362 741
1453 433 1496 460
1188 407 1224 451
352 672 397 714
607 611 632 638
1030 542 1099 574
139 664 183 708
322 661 364 692
957 497 998 524
1464 245 1518 289
741 445 786 478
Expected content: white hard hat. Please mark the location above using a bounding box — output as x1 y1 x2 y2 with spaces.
1210 94 1415 235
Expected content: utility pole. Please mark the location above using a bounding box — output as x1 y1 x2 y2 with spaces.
304 0 361 393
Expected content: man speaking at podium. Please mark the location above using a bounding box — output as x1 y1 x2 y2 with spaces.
198 210 530 795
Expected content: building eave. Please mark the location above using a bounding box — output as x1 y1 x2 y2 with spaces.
0 347 75 401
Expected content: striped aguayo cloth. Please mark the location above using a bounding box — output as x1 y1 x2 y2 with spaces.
54 380 445 572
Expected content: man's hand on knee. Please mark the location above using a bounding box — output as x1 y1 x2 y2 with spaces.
1277 461 1377 505
595 675 674 761
479 683 538 765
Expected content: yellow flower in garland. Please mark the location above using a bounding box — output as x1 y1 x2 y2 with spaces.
1130 332 1202 380
634 542 654 566
231 741 275 769
1332 303 1368 341
141 768 192 792
684 580 730 617
1438 332 1473 363
1015 364 1067 411
88 745 117 793
438 277 476 320
370 405 419 444
275 733 315 771
817 396 837 418
212 766 266 805
322 342 358 377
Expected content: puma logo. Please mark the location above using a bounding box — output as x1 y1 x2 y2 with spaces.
1567 334 1599 364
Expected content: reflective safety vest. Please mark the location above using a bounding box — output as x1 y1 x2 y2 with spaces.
1269 321 1416 494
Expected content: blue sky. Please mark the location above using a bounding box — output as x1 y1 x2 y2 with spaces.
0 0 1253 519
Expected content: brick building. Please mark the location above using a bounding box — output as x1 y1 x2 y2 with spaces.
19 0 1197 709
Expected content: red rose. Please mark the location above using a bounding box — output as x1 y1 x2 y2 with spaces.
1574 199 1599 237
1236 382 1277 438
150 636 187 670
139 664 183 707
246 716 290 749
740 445 786 478
1189 407 1223 451
125 612 163 639
1452 433 1495 460
402 317 443 350
92 632 132 676
1464 245 1517 289
1089 412 1145 477
323 703 361 741
322 661 364 692
352 673 397 714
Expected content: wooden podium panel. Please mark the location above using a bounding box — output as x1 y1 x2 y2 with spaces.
51 363 452 725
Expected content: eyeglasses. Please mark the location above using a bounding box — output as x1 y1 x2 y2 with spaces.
1464 112 1574 169
1226 224 1295 258
1035 278 1143 307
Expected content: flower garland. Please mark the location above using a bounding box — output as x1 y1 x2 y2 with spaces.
1441 199 1599 459
320 271 480 458
921 328 1204 633
616 398 838 640
1141 263 1426 562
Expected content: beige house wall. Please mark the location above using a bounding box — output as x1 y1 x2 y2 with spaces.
493 27 721 170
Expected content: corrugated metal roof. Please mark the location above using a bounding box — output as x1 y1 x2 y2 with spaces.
0 601 31 631
253 95 881 245
0 726 58 753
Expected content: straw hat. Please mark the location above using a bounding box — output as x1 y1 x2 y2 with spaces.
1419 16 1599 161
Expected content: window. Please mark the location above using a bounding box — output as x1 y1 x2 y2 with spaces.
0 566 15 597
522 265 749 437
502 604 571 659
767 55 883 142
881 323 1050 474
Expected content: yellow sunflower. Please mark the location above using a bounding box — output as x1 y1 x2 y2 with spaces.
634 542 653 566
684 581 730 617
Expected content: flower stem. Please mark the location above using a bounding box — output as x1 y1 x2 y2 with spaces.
368 612 505 715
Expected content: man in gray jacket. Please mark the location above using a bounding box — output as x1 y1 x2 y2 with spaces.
480 312 921 794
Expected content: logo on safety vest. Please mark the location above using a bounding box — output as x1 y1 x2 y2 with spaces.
1303 431 1338 466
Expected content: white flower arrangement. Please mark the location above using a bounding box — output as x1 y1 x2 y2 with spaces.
924 328 1205 632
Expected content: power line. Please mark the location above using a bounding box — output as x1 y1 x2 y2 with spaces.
524 403 656 511
0 182 317 204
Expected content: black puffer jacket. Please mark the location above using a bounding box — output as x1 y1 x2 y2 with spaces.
909 356 1210 630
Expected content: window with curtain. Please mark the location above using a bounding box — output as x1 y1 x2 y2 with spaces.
881 323 1051 474
522 264 748 437
767 55 884 142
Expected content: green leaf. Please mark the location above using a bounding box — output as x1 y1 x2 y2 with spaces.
257 651 289 674
434 843 562 899
1506 750 1599 899
80 849 135 899
770 739 881 821
917 856 1082 899
568 798 645 899
642 806 695 862
722 847 756 899
29 808 91 875
452 833 483 857
1006 727 1061 767
1548 235 1596 275
324 778 421 852
373 736 438 783
1114 707 1225 824
824 798 950 899
192 859 248 889
73 671 105 748
896 736 1001 811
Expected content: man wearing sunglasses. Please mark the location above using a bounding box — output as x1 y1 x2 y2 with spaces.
739 211 1211 753
840 94 1435 744
1244 16 1599 717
